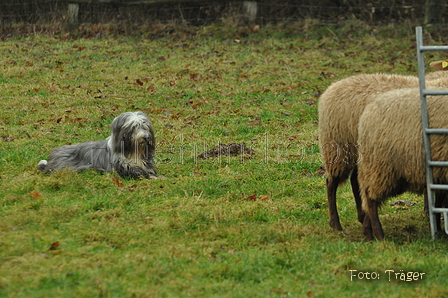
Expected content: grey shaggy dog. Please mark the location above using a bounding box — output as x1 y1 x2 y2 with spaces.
38 111 156 179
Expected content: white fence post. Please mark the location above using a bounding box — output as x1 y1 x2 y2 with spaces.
243 1 258 19
67 3 79 26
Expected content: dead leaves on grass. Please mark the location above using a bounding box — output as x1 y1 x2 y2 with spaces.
246 194 271 201
390 200 417 209
112 177 125 187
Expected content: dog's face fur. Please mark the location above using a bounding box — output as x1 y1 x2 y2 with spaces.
109 111 156 178
111 111 155 159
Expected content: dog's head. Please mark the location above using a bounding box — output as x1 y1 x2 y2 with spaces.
111 111 155 157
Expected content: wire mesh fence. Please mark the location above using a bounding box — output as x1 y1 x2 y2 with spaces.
1 0 447 32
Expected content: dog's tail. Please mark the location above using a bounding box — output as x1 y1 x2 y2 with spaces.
38 160 48 172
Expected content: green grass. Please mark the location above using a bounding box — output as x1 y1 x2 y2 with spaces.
1 21 448 297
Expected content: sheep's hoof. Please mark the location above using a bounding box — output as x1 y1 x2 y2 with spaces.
363 229 374 241
330 221 343 232
362 217 374 241
373 230 385 241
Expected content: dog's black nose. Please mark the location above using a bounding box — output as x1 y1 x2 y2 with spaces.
143 135 151 142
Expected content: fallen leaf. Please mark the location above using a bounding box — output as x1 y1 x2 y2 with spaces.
305 99 316 105
49 241 59 250
258 194 271 201
112 177 124 187
390 200 416 208
30 191 42 199
250 25 260 32
288 135 299 140
59 33 69 40
247 194 257 201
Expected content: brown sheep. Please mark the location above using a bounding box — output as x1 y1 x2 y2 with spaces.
318 73 420 231
358 87 448 240
318 71 448 232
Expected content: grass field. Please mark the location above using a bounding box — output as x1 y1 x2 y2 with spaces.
1 21 448 297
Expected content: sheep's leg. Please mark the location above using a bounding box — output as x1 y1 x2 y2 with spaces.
364 198 384 240
435 191 446 232
362 214 373 241
350 167 365 224
327 177 343 231
425 191 445 232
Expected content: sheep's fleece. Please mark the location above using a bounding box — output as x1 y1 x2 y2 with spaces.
358 87 448 209
318 73 420 181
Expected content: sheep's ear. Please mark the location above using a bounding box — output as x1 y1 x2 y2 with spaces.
430 60 448 71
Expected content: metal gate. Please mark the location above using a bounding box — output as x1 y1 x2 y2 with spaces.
416 26 448 238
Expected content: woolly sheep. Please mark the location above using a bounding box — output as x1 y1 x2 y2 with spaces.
318 72 448 232
358 87 448 240
318 73 420 231
426 70 448 81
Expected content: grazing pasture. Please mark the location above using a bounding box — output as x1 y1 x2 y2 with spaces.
1 22 448 297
